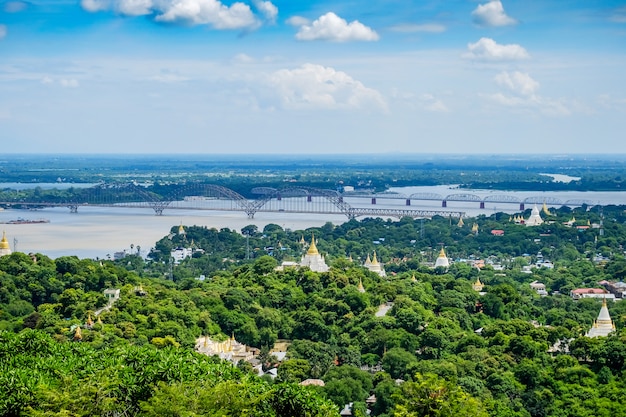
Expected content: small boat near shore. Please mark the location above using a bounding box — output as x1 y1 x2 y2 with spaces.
0 218 50 225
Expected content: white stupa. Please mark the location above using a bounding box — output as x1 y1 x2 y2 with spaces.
0 231 11 257
585 298 616 338
434 248 449 269
525 205 544 227
300 235 329 273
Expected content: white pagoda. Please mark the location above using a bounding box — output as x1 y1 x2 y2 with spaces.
364 251 386 277
525 205 544 227
585 298 616 338
300 235 329 273
434 247 449 269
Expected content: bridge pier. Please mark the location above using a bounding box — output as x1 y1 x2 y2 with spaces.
520 203 525 211
68 205 78 213
406 199 411 206
480 202 485 209
371 198 376 205
442 200 447 208
307 195 312 202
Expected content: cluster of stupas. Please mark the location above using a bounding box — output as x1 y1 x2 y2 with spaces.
510 204 544 227
195 334 254 363
363 251 386 277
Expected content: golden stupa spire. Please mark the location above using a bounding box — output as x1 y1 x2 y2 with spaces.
178 222 186 235
371 251 379 266
357 278 365 293
438 247 446 258
74 326 82 341
97 315 103 325
472 223 479 233
307 234 319 255
300 235 306 245
542 202 551 216
0 231 9 250
86 313 93 327
411 274 417 282
457 217 464 227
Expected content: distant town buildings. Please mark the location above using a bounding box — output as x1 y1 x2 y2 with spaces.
570 288 616 301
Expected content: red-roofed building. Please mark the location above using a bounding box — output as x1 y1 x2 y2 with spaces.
491 230 505 236
570 288 615 300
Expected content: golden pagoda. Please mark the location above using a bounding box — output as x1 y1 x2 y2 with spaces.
434 247 449 269
472 223 479 234
411 274 417 283
73 326 82 341
457 217 465 227
357 278 365 293
86 313 94 328
472 277 484 292
0 231 11 257
178 222 186 235
299 235 329 272
542 202 551 216
585 298 616 338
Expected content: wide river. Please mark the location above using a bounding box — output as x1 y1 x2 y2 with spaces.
0 184 624 260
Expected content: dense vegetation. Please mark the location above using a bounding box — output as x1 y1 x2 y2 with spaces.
2 203 626 416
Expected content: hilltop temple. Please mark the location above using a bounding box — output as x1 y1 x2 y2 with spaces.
0 232 11 257
364 251 386 277
434 247 449 269
585 298 616 338
195 335 254 364
525 205 544 227
300 235 329 273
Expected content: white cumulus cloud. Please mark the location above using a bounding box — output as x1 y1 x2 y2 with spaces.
268 63 386 111
81 0 110 12
80 0 275 30
4 1 29 13
472 1 517 27
254 0 277 23
495 71 539 96
0 25 6 40
463 37 529 61
117 0 153 16
295 12 379 42
487 71 570 116
155 0 258 29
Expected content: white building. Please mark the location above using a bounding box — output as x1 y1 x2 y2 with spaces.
364 251 386 277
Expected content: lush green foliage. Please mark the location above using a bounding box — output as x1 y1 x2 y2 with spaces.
2 204 626 416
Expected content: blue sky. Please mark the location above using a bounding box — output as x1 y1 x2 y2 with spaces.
1 0 625 154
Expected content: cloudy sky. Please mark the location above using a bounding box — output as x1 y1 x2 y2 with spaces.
1 0 625 154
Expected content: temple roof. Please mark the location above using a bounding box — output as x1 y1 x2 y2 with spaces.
371 251 379 266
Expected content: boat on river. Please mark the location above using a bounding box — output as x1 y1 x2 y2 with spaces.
0 218 50 225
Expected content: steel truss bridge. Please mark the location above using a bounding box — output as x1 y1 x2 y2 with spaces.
0 183 465 220
346 191 597 211
0 183 596 219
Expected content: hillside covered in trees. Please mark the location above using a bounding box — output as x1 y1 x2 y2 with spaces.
2 204 626 416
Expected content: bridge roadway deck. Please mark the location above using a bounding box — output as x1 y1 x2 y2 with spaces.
0 201 465 219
